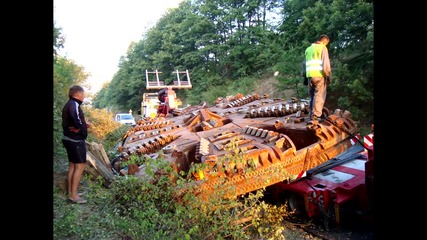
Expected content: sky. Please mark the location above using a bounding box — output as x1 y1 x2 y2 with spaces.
54 0 184 94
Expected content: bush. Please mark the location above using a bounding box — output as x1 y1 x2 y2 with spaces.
53 144 293 239
83 107 121 142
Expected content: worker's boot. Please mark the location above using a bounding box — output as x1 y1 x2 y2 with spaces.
307 115 321 126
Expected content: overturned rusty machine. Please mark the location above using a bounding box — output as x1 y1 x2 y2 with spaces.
112 93 358 200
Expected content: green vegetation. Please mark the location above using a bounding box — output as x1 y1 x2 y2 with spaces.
91 0 373 130
53 0 374 238
54 139 296 239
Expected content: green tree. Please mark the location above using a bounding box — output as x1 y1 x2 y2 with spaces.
92 0 373 128
276 0 373 123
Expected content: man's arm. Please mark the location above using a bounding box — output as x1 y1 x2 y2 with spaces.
302 60 308 85
322 47 331 77
69 102 88 137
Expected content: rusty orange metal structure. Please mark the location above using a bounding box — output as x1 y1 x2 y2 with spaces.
114 93 358 200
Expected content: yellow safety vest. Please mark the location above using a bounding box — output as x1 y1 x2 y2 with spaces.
305 43 325 78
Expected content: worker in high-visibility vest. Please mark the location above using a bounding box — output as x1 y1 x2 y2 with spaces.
304 34 331 122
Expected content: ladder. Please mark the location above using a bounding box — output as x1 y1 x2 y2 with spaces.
145 69 192 90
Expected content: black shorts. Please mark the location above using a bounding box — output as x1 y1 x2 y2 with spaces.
62 139 87 164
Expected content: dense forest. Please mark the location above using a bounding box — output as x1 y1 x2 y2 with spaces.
93 0 373 127
55 0 373 133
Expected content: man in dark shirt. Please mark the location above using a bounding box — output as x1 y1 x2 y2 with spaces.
157 88 169 116
62 85 91 204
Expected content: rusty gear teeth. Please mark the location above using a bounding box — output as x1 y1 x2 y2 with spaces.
196 137 210 160
245 102 309 118
226 94 260 108
119 134 180 155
